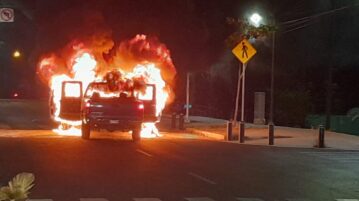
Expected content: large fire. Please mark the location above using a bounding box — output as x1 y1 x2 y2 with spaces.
37 34 176 138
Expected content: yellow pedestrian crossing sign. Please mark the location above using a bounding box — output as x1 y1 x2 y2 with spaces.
232 39 257 64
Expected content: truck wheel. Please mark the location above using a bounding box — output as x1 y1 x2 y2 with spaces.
132 129 141 142
81 122 91 140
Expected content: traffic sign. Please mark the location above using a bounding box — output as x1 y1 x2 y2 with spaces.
0 8 14 22
232 39 257 64
183 104 192 109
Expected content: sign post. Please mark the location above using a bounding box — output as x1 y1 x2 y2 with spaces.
232 39 257 64
232 39 257 143
232 39 257 121
0 8 15 22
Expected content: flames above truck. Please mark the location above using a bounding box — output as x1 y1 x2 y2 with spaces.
37 34 176 137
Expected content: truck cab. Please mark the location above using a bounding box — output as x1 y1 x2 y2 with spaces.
53 81 158 141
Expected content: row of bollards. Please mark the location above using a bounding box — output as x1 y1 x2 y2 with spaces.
171 113 185 130
225 121 326 148
226 121 273 145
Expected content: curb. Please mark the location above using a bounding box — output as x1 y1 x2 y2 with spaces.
186 128 224 140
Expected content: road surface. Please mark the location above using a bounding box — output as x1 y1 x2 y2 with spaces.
0 130 358 201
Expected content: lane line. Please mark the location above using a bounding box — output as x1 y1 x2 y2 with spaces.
188 172 216 185
133 198 162 201
185 197 216 201
136 149 153 157
336 199 359 201
27 199 53 201
236 198 264 201
300 152 359 155
80 198 109 201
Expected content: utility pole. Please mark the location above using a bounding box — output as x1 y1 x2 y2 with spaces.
268 29 275 145
269 30 275 125
325 0 336 130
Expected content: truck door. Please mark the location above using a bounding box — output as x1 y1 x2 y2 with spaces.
59 81 82 121
138 84 157 122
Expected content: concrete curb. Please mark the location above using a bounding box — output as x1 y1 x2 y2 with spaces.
186 128 224 140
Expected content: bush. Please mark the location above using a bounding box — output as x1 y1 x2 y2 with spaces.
0 173 35 201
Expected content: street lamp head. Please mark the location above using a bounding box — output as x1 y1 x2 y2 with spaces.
249 13 262 27
13 50 21 58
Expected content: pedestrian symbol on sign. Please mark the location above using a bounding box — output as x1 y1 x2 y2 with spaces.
232 39 257 64
241 42 248 58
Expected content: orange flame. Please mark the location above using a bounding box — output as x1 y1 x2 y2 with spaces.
38 35 176 138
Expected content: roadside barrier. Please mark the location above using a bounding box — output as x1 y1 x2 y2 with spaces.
318 125 325 148
269 123 274 145
170 113 185 130
226 121 232 141
239 122 245 143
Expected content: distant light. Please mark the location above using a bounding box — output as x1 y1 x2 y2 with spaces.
250 13 262 27
13 93 18 97
13 50 21 58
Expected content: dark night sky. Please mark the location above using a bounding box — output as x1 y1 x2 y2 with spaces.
0 0 358 120
2 0 359 70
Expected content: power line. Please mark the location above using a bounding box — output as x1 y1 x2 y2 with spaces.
280 3 359 34
280 4 357 26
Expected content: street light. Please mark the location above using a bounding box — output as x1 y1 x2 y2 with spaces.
249 13 262 27
249 12 275 145
13 50 21 58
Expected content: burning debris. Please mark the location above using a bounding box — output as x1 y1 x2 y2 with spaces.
37 34 176 138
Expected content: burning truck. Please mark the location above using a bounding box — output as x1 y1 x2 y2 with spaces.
37 35 176 140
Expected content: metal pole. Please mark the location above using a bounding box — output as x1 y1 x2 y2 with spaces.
269 31 275 125
325 67 333 130
226 121 233 141
241 63 247 122
269 124 274 145
318 125 325 148
240 63 247 143
233 62 241 124
268 31 275 145
239 122 245 143
185 72 190 123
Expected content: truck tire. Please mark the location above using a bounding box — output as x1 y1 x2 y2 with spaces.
81 122 90 140
132 128 141 142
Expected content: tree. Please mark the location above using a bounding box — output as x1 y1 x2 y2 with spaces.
226 17 275 122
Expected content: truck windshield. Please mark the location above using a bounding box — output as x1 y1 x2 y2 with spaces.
85 82 129 98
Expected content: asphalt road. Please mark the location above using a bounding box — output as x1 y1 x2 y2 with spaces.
0 131 358 201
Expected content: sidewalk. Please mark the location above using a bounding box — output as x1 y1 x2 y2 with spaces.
186 116 359 150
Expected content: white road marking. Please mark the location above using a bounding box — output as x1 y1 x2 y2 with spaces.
185 197 216 201
188 172 216 185
136 149 153 157
133 198 162 201
236 198 264 201
80 198 109 201
336 199 359 201
300 151 359 155
27 199 53 201
300 152 359 161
